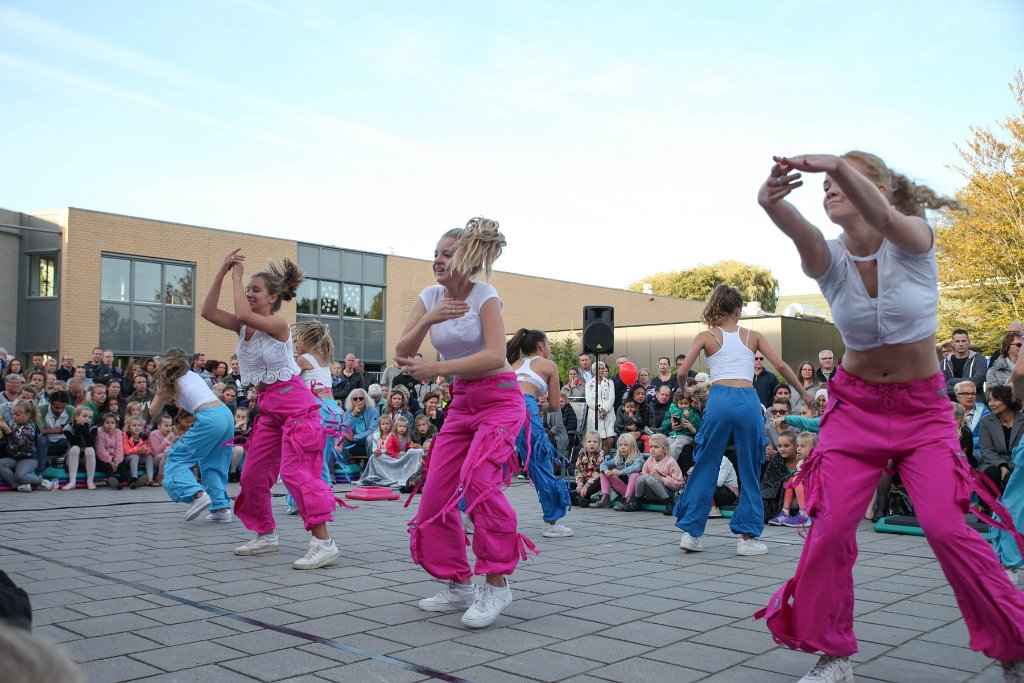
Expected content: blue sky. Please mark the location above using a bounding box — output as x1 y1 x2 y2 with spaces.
1 1 1022 299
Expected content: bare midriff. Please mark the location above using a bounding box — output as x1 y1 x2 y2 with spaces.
840 335 941 384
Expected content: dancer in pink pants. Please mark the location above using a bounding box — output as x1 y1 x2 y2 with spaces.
396 217 529 630
202 250 343 570
756 151 1024 682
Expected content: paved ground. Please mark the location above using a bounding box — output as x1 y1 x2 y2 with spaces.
0 479 1018 683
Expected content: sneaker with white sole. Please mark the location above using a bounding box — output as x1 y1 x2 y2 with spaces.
707 506 723 518
798 654 853 682
543 522 573 538
767 511 790 526
206 509 233 523
679 532 705 552
1007 567 1020 586
234 533 279 556
418 581 477 612
286 504 300 516
292 538 340 570
16 484 32 492
184 493 212 521
737 537 768 556
461 581 512 628
784 513 811 527
39 478 56 491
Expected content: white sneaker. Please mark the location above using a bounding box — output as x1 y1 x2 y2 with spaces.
418 581 477 612
286 504 300 516
292 538 340 570
39 478 55 491
679 532 705 552
1008 567 1020 586
16 484 32 492
461 581 512 628
184 493 212 521
737 537 769 556
543 522 573 538
798 655 854 682
234 533 279 556
708 506 723 518
206 509 233 523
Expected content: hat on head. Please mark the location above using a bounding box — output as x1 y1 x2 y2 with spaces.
814 389 828 402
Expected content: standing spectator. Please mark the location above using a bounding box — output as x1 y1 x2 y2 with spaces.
331 353 364 404
191 352 206 374
55 354 76 382
675 353 697 380
941 329 988 399
390 361 421 413
1 359 23 382
227 355 242 387
578 353 594 383
93 349 123 386
43 358 57 377
986 331 1022 389
564 367 585 398
956 380 990 454
29 355 44 375
585 361 616 453
0 348 6 377
815 349 837 384
611 355 631 411
752 352 780 409
991 322 1023 367
650 357 678 398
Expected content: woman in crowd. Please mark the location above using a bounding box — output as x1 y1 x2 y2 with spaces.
382 385 415 429
755 150 1023 682
339 388 379 465
674 284 811 557
418 391 445 432
395 217 527 629
508 328 574 539
795 361 819 405
650 357 677 398
585 361 616 454
564 367 585 398
82 384 108 425
203 250 343 569
987 331 1022 389
2 358 23 382
978 384 1024 493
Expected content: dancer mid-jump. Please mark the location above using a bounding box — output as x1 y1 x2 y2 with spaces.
203 250 343 570
507 328 574 539
674 285 811 556
755 151 1024 683
396 217 529 629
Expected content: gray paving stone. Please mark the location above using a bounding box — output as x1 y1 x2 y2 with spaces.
644 641 752 672
77 655 163 683
60 611 164 637
887 640 991 673
138 640 247 671
214 629 310 655
488 649 604 681
134 620 241 646
219 649 339 681
317 659 429 683
367 620 469 647
511 613 608 639
545 634 654 664
600 620 693 648
393 640 504 672
62 632 160 664
854 655 975 682
588 658 706 683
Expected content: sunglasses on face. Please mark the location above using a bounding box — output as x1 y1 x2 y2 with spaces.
770 409 787 415
754 356 765 361
352 396 365 401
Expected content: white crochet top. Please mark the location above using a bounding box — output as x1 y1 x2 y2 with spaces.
236 325 301 387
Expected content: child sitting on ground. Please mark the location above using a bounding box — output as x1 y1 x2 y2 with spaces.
411 414 437 449
761 429 794 523
368 414 393 458
0 400 55 491
384 416 412 458
627 433 684 515
574 430 605 507
593 433 644 509
663 389 702 462
614 399 648 452
768 430 815 527
95 412 126 490
122 416 152 488
63 406 97 490
147 413 174 486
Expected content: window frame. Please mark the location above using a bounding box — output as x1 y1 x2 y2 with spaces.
25 251 60 299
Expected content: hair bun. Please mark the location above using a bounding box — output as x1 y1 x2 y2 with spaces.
280 291 294 302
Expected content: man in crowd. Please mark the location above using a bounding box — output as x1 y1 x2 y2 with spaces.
752 352 779 409
612 354 631 411
955 379 989 455
93 349 122 386
82 347 103 381
815 349 837 384
332 353 364 404
651 384 673 432
191 352 206 374
942 329 988 399
578 353 594 383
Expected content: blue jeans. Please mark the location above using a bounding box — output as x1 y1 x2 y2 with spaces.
674 384 766 538
163 404 234 511
36 435 69 473
516 395 571 524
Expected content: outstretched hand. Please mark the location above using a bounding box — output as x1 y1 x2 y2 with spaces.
758 160 803 207
774 154 840 175
221 249 245 275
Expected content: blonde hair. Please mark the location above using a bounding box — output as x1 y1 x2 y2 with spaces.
252 257 304 312
648 433 670 453
702 284 744 328
952 402 965 429
293 320 335 360
125 415 146 433
393 415 410 436
445 216 506 281
154 348 190 398
842 151 964 219
615 433 641 465
11 399 38 423
686 377 712 405
797 431 819 449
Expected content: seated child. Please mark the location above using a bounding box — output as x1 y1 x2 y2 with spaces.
0 400 55 491
593 433 644 509
228 407 250 483
122 416 153 488
614 399 648 452
688 454 739 519
775 402 820 434
147 413 174 486
63 406 97 490
627 433 684 515
368 414 394 458
761 430 792 522
574 430 605 507
662 389 701 460
410 414 437 449
384 416 412 458
767 430 815 527
94 412 127 489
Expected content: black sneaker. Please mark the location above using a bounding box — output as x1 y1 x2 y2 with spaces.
106 476 121 490
663 499 675 515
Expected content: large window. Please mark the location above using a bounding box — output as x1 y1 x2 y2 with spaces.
100 256 195 355
28 253 58 298
296 245 386 364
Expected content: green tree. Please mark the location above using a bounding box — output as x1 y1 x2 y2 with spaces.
936 70 1024 349
629 260 779 311
548 331 580 384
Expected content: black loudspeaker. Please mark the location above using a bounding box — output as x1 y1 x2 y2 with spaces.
582 306 614 355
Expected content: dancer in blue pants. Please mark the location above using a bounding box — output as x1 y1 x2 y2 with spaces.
150 348 234 522
508 329 573 538
673 286 811 555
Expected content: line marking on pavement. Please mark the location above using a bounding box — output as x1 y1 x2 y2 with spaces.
2 544 474 683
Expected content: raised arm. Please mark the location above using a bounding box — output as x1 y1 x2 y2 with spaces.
675 333 707 385
230 261 288 340
758 160 832 279
396 297 506 380
202 250 243 332
775 154 933 254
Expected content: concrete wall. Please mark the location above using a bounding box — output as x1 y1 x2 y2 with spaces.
0 230 19 354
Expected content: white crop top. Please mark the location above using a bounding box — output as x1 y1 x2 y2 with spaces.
516 356 547 395
704 327 754 382
299 353 332 391
420 283 501 361
235 325 301 387
175 370 218 414
815 236 938 351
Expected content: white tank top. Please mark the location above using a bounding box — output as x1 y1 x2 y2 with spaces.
516 356 547 395
235 325 301 387
300 353 332 391
704 327 754 382
175 371 218 414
